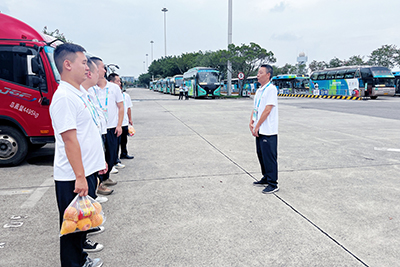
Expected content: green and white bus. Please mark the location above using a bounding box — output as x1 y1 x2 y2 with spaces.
183 67 222 98
171 75 183 95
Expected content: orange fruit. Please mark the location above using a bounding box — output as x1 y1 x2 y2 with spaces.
63 207 78 221
90 214 103 228
60 220 77 235
76 218 92 231
92 202 102 214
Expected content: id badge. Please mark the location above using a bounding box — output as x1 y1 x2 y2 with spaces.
252 108 258 122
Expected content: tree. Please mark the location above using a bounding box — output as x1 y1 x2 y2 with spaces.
309 60 327 71
344 55 366 66
368 44 399 69
42 26 70 43
226 42 276 95
327 57 343 68
138 73 151 88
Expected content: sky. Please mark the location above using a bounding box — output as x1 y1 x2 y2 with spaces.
1 0 400 77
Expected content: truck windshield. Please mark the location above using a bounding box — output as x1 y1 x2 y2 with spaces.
44 46 61 83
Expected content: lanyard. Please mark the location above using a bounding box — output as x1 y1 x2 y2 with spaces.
255 81 271 110
78 94 100 129
93 86 109 122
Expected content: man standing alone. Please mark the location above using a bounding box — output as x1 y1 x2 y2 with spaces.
250 64 279 194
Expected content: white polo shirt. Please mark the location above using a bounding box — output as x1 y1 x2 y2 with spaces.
89 82 123 129
253 82 278 135
122 92 132 126
50 81 106 181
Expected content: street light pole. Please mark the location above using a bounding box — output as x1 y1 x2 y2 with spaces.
161 7 168 57
146 54 148 70
227 0 233 96
150 40 154 62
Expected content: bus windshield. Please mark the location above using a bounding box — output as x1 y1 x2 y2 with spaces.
198 71 218 84
44 46 61 83
371 67 394 78
175 78 183 87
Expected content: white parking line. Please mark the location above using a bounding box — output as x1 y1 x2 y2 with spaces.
0 189 33 196
374 147 400 153
20 178 53 209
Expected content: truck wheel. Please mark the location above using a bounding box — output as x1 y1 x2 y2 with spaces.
0 126 28 166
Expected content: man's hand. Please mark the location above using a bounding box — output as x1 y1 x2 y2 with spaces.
115 126 123 137
98 162 108 175
74 177 88 197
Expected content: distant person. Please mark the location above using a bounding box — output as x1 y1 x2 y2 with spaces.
250 64 279 194
108 73 134 160
184 83 189 100
50 43 104 267
179 84 184 100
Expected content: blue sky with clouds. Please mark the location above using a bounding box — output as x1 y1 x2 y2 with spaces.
1 0 399 77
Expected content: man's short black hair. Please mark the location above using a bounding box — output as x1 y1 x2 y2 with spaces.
86 57 96 72
261 64 273 77
54 43 86 74
107 73 119 82
90 57 103 67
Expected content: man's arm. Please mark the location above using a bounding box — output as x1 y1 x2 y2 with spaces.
61 129 88 196
127 107 133 126
252 105 273 137
115 101 124 137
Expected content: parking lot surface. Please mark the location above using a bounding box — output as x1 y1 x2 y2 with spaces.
1 88 400 266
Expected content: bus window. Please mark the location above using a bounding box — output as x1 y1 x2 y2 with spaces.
344 69 356 79
335 70 346 79
311 73 319 80
326 71 336 80
355 69 361 78
361 68 373 78
317 72 327 80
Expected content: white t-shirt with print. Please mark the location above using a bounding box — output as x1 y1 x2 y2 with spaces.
50 81 106 181
122 92 132 126
253 82 278 136
87 85 107 135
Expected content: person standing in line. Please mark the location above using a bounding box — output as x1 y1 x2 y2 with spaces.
178 84 184 100
89 57 124 193
250 64 279 194
108 73 134 160
184 83 189 100
50 43 104 267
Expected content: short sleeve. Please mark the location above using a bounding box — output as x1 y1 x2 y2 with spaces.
51 95 78 134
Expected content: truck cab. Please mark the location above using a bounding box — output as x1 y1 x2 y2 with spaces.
0 14 60 166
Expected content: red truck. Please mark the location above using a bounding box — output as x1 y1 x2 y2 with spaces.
0 14 60 166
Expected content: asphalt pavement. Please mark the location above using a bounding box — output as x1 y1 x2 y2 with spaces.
1 88 400 266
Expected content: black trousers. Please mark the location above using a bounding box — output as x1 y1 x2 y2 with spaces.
99 128 118 182
55 173 97 267
256 134 278 188
117 125 129 157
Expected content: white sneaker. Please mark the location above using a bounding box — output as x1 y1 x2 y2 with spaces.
110 166 118 174
115 162 125 169
95 196 108 203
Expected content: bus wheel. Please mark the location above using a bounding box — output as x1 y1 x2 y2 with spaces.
0 126 28 166
370 96 378 99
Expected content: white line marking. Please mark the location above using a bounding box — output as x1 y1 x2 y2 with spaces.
20 178 53 209
374 147 400 153
0 189 33 196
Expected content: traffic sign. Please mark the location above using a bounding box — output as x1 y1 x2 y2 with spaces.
238 72 244 80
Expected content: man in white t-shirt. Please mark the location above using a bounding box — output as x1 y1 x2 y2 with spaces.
50 43 104 267
108 73 134 160
90 57 124 194
249 64 279 194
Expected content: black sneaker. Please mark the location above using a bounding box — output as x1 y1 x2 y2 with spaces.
253 178 268 187
86 226 105 236
83 239 104 253
262 185 279 194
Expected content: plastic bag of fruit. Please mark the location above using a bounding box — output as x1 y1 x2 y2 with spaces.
60 194 106 236
128 125 135 136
